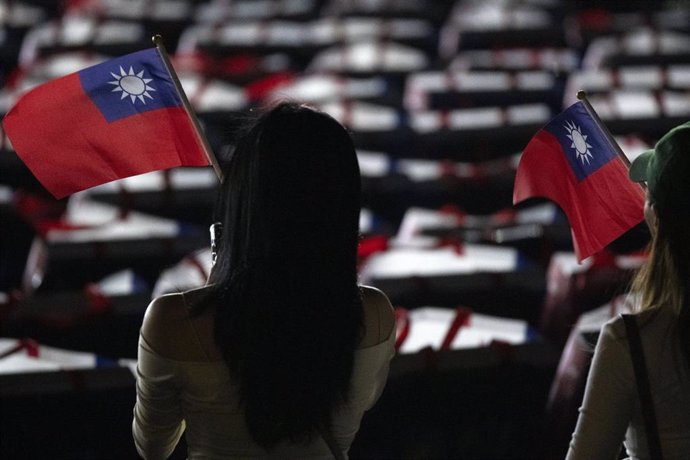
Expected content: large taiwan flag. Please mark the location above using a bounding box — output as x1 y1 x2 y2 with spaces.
513 101 645 261
3 48 209 199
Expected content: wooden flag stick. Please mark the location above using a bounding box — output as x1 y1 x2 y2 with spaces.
576 90 630 168
152 35 224 181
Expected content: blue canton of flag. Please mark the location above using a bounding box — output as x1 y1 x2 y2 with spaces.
543 101 617 182
79 49 182 123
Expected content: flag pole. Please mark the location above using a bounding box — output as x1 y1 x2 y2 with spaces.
152 35 224 181
576 90 631 168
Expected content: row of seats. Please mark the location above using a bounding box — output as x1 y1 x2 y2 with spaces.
2 0 689 458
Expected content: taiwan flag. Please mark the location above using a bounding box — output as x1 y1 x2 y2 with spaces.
513 101 645 261
3 48 210 199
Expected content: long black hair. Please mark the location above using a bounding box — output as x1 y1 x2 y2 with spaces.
194 102 364 448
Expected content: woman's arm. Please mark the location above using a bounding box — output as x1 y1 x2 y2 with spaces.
359 286 396 408
132 297 186 460
565 320 636 460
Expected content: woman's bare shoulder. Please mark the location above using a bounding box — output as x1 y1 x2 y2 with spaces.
359 285 395 348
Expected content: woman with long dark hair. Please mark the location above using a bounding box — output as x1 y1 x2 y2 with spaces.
133 102 395 459
566 123 690 459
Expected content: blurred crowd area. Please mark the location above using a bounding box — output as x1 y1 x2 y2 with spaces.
1 0 690 459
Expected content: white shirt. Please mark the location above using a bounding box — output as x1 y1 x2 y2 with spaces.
132 298 395 460
566 307 690 460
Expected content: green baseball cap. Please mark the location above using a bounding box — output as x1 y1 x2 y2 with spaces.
629 121 690 208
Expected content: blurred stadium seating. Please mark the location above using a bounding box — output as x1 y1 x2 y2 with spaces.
2 0 688 458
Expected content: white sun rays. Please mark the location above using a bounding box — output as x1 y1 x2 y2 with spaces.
108 66 156 104
564 120 593 165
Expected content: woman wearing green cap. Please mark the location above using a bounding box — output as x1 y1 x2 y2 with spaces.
567 123 690 460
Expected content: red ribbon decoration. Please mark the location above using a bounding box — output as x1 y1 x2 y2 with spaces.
394 307 410 351
440 306 472 349
0 338 40 359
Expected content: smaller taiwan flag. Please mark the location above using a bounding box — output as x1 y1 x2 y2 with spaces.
513 101 645 261
3 48 209 199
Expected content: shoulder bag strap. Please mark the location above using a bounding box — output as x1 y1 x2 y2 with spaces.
319 426 346 460
621 314 664 460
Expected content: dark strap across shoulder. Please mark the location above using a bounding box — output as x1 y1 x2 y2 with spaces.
620 314 664 460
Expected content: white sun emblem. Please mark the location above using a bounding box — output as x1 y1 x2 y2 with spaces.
108 66 156 104
564 120 594 164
